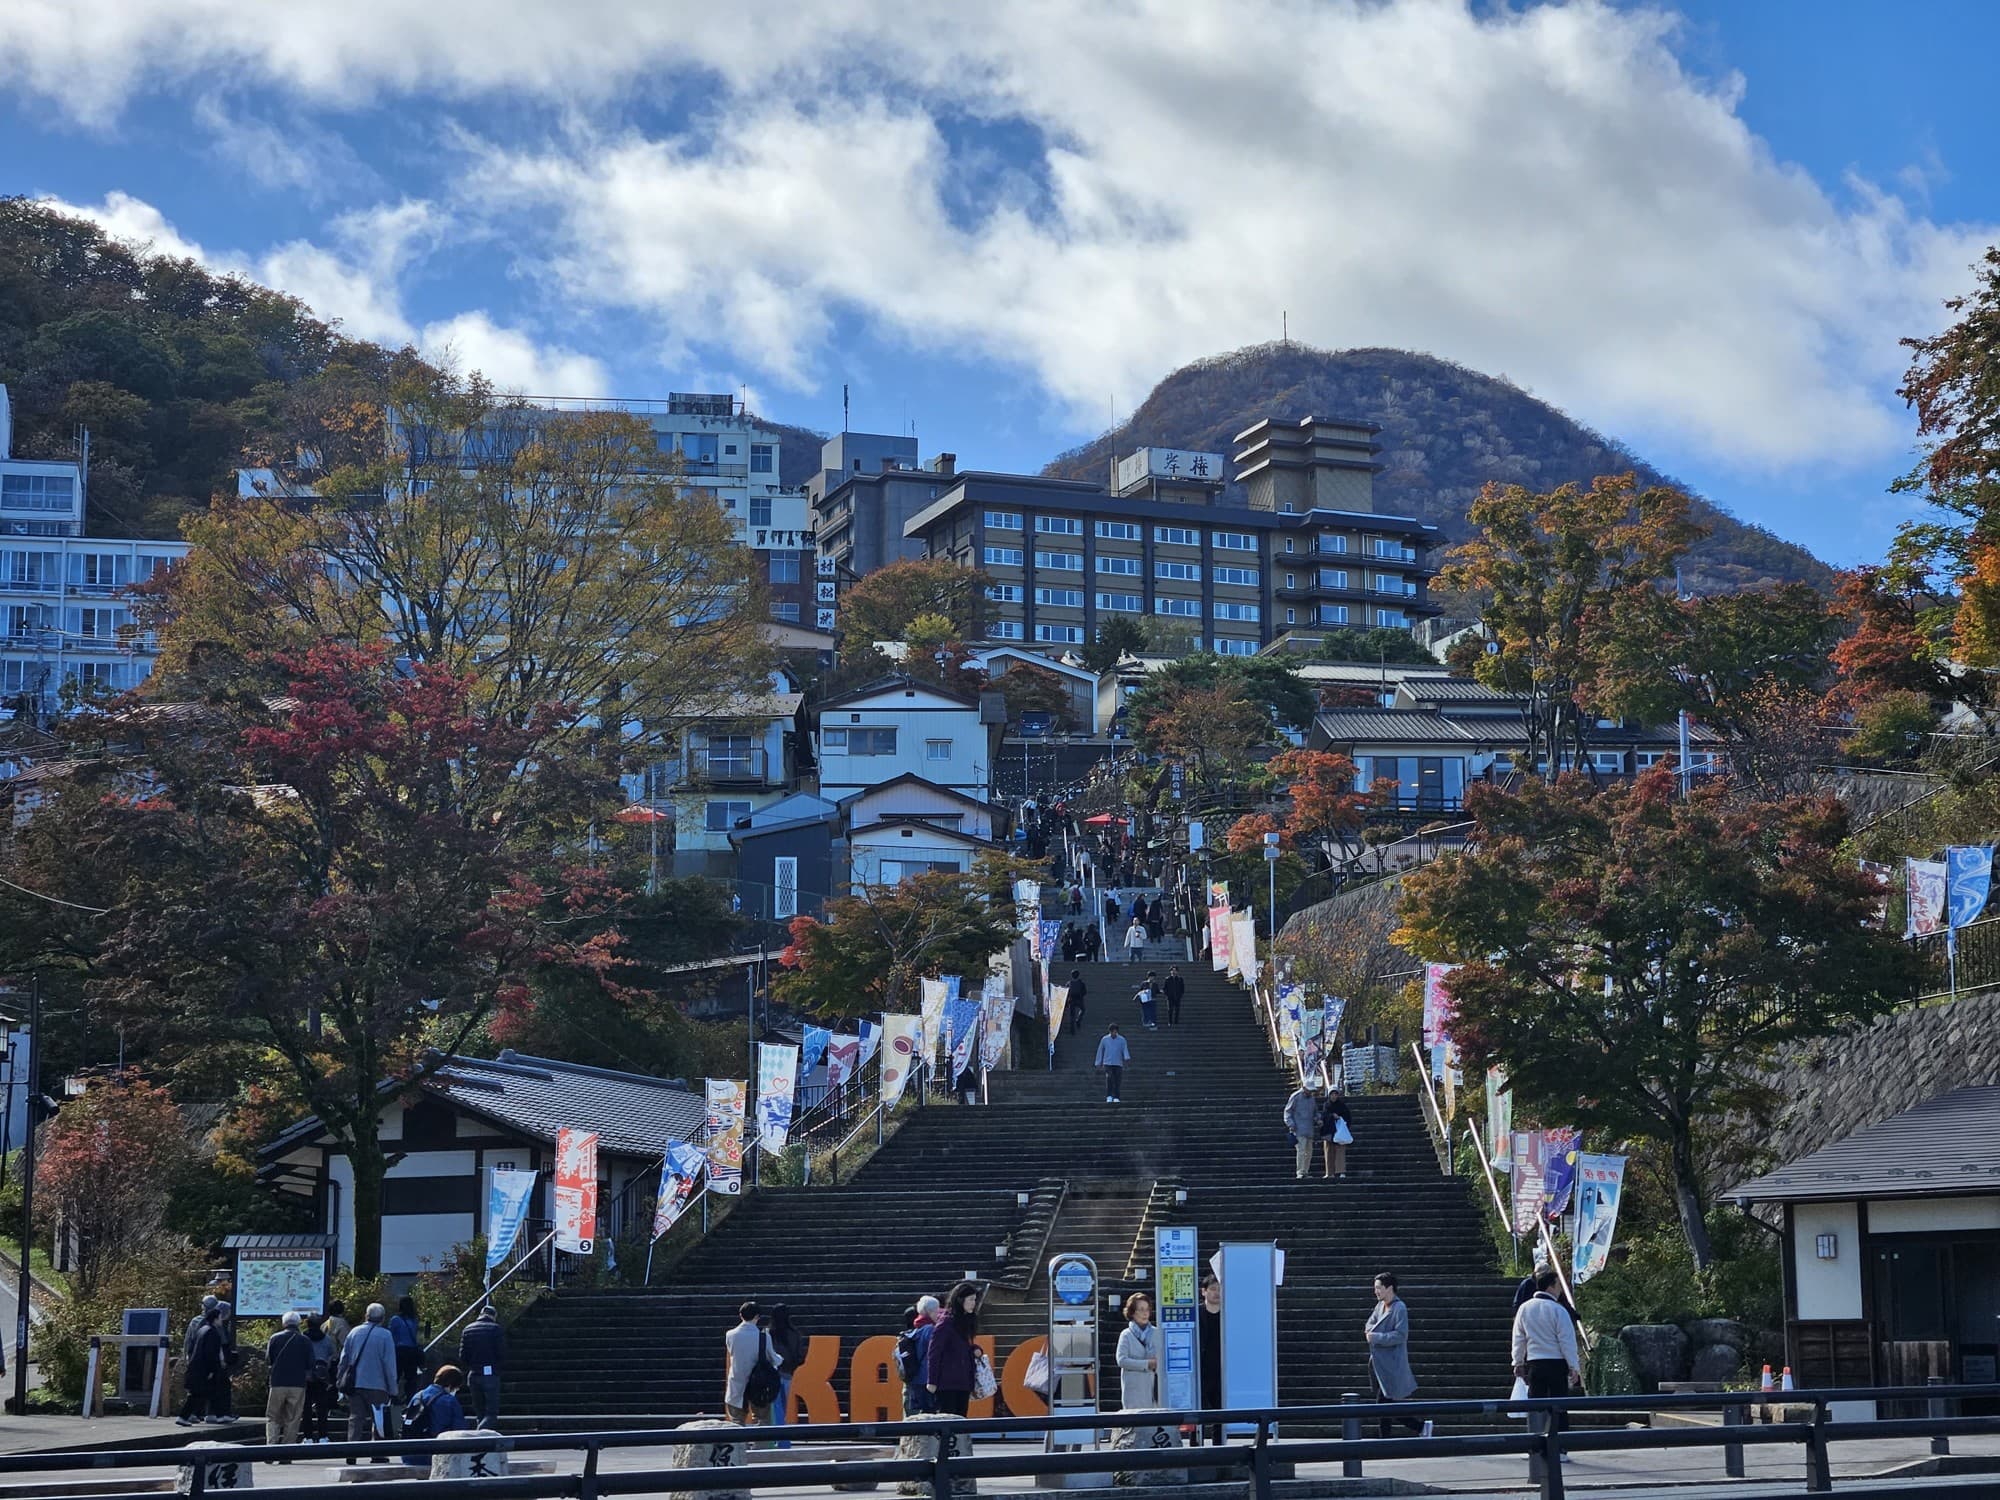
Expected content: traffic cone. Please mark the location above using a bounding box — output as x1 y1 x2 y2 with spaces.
1760 1365 1774 1391
1780 1367 1794 1392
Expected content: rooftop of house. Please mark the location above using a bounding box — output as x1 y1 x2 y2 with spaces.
1731 1085 2000 1204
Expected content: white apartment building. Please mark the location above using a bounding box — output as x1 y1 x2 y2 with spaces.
0 387 188 718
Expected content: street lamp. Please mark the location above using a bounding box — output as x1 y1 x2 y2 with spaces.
615 803 671 895
1263 830 1282 942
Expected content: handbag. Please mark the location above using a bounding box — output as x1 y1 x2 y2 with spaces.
1333 1117 1354 1145
337 1326 372 1395
1024 1348 1050 1396
1507 1375 1531 1419
972 1347 999 1401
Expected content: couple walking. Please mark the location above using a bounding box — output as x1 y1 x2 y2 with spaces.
1283 1081 1353 1179
1131 967 1185 1029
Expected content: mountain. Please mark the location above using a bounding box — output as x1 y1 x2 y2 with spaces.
1043 343 1831 594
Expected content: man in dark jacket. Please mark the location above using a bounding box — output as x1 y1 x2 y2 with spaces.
176 1307 228 1426
1065 970 1088 1035
1162 967 1186 1027
265 1310 315 1448
457 1306 505 1429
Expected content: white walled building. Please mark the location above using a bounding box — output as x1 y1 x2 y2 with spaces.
1 386 188 718
812 675 999 805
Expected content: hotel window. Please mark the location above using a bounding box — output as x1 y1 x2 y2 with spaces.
1213 601 1260 622
1321 534 1348 554
987 583 1023 603
1212 531 1256 551
1284 537 1295 553
1373 572 1403 593
1096 592 1142 613
1035 550 1083 571
1319 604 1350 625
749 495 772 526
1154 525 1198 546
1035 515 1082 535
1155 560 1201 582
1096 555 1140 576
983 546 1024 567
1374 609 1408 628
984 510 1022 530
1096 520 1141 540
1285 608 1296 625
750 443 775 474
1319 569 1349 589
769 554 801 583
989 620 1024 640
1035 587 1083 607
1214 638 1258 657
1035 624 1084 644
1156 597 1200 618
1213 565 1259 587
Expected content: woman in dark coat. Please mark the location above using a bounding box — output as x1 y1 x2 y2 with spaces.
177 1309 226 1424
924 1281 982 1416
1145 897 1165 943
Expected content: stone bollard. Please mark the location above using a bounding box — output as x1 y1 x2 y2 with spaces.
670 1419 751 1500
896 1424 976 1498
175 1441 254 1492
1110 1415 1186 1488
430 1428 506 1481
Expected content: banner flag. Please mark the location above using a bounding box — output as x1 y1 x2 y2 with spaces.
946 999 982 1080
1208 880 1229 907
1276 983 1303 1058
1208 906 1231 972
1232 911 1259 982
1047 984 1070 1055
801 1026 831 1074
650 1141 706 1239
1323 995 1347 1042
880 1014 921 1106
1948 845 1995 930
1486 1069 1513 1170
704 1079 746 1196
980 995 1014 1070
553 1128 599 1253
1509 1129 1544 1234
1858 859 1894 928
1422 964 1458 1046
1572 1152 1629 1284
1014 879 1041 935
485 1168 537 1268
825 1033 860 1090
755 1043 799 1154
857 1018 881 1067
944 975 961 1001
1906 858 1948 938
1539 1127 1581 1220
919 992 946 1070
1036 919 1063 964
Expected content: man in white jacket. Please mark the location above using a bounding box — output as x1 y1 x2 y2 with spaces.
1510 1267 1582 1442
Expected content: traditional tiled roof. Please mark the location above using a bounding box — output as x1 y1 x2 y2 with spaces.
1731 1085 2000 1203
429 1052 707 1159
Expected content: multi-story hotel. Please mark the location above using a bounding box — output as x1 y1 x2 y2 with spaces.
899 416 1442 652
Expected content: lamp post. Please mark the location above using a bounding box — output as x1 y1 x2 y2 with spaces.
1264 831 1281 942
6 976 40 1415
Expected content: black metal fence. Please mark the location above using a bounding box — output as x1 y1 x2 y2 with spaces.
18 1382 2000 1500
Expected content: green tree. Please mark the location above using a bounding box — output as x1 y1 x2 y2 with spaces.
1136 679 1269 789
994 661 1074 730
1126 652 1314 745
1396 770 1916 1268
837 558 989 661
1078 616 1148 673
1315 626 1438 665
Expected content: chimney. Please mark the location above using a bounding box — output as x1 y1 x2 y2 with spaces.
930 452 957 478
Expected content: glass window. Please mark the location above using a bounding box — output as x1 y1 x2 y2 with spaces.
771 602 801 622
1319 604 1349 625
983 546 1024 567
1034 550 1083 571
1319 569 1349 589
1096 520 1141 540
1035 624 1084 643
987 584 1024 603
1096 592 1142 613
1285 608 1296 624
1375 609 1407 628
1155 560 1201 582
846 727 897 755
1035 587 1083 607
1096 555 1140 576
773 855 798 918
750 496 773 527
1284 537 1295 553
750 444 775 473
679 433 719 465
0 474 77 511
705 799 751 831
983 510 1023 530
989 620 1024 640
1214 638 1258 657
1212 531 1256 551
1035 515 1082 535
769 554 801 583
1214 565 1259 587
1154 526 1198 547
1213 602 1260 622
1155 597 1200 618
1321 534 1348 554
926 738 953 761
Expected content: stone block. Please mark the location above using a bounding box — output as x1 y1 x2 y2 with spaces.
1684 1319 1754 1352
431 1429 506 1481
1620 1324 1690 1391
1690 1343 1745 1383
176 1441 254 1492
1110 1416 1187 1487
670 1418 751 1500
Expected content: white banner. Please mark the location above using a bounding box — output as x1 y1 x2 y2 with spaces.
880 1014 922 1107
755 1043 799 1154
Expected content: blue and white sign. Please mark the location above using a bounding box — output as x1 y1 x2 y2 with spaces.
1052 1256 1096 1306
1947 845 1995 930
1155 1226 1200 1412
485 1167 537 1268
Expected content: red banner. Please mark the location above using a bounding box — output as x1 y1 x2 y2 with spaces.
553 1126 599 1254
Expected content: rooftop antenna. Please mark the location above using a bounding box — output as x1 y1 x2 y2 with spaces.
1283 310 1288 344
842 383 850 436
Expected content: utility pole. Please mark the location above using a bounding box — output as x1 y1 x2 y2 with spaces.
11 975 40 1414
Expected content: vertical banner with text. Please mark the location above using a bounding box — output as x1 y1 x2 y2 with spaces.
486 1168 537 1268
553 1128 598 1254
756 1043 799 1154
880 1014 921 1107
1155 1225 1200 1412
704 1079 746 1196
1572 1152 1629 1284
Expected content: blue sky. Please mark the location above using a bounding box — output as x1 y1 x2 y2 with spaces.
3 0 1996 567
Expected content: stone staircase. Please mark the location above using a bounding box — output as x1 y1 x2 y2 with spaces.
500 950 1515 1430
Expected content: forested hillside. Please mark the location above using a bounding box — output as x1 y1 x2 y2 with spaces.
1044 343 1830 594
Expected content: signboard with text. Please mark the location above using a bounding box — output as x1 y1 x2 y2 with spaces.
1155 1225 1199 1411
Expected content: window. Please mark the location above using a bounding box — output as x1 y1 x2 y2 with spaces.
70 606 123 639
5 603 53 637
1284 572 1296 589
773 856 798 919
750 444 775 474
771 601 802 622
1096 592 1142 613
1319 604 1350 625
1284 537 1295 553
1285 607 1296 625
987 583 1024 603
984 510 1023 530
1319 569 1349 589
1591 751 1624 774
725 444 738 455
700 733 756 778
1212 531 1256 551
0 474 76 512
983 546 1024 567
852 727 898 755
1154 525 1198 547
1636 751 1667 769
1214 638 1258 657
1373 572 1403 593
1035 623 1084 643
1035 515 1081 535
1374 609 1408 628
1155 560 1201 582
1096 555 1140 576
1213 601 1260 622
1096 520 1141 540
677 433 719 465
71 553 130 591
704 799 751 832
769 554 801 583
989 620 1024 640
1373 539 1416 560
1035 587 1083 607
1320 534 1349 554
1035 550 1083 571
750 496 772 526
1213 565 1259 587
1156 597 1200 617
926 738 953 761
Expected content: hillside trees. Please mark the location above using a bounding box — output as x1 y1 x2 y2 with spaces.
837 558 989 662
35 1081 195 1298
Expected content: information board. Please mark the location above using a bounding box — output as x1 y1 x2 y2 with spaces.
232 1246 328 1318
1155 1225 1199 1412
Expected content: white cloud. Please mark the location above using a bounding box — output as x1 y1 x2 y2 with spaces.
418 312 610 397
9 1 1995 473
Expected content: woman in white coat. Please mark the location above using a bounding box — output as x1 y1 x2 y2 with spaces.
1116 1292 1161 1409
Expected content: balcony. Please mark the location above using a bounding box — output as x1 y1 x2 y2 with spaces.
646 747 775 793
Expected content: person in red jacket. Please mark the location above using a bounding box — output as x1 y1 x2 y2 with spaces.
924 1281 982 1416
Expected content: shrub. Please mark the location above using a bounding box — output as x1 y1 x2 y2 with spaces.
29 1240 206 1406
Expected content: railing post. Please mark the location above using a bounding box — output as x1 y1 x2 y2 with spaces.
1340 1392 1362 1478
1249 1416 1274 1500
1723 1397 1745 1478
580 1438 601 1500
1804 1400 1832 1493
1538 1409 1566 1500
930 1424 954 1500
1929 1375 1950 1456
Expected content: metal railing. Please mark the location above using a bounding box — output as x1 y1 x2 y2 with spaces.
31 1385 2000 1500
1410 1038 1455 1175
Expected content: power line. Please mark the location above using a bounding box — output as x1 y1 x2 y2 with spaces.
0 874 109 915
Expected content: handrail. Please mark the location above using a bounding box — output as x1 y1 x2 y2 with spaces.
1455 1084 1589 1346
1409 1040 1453 1175
426 1228 555 1354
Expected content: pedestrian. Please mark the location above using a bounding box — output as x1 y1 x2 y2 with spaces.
1070 885 1083 917
1084 924 1102 961
768 1304 806 1441
1124 915 1147 964
390 1294 424 1399
1066 969 1089 1035
325 1299 351 1350
1284 1081 1319 1179
896 1299 941 1416
1115 1293 1161 1409
924 1282 981 1416
1163 966 1185 1027
1135 972 1159 1029
1511 1267 1583 1449
175 1305 227 1426
1146 897 1165 944
183 1294 219 1364
1104 891 1121 927
1128 893 1146 925
303 1313 337 1443
724 1300 778 1426
1095 1021 1130 1103
456 1304 506 1429
1319 1086 1353 1179
1365 1273 1431 1439
1197 1274 1223 1445
265 1310 314 1450
400 1365 468 1466
213 1301 240 1419
337 1303 403 1462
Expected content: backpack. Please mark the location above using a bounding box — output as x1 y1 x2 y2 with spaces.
743 1333 783 1408
403 1385 441 1437
895 1327 926 1384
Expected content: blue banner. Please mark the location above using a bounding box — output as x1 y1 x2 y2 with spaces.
1947 845 1995 929
485 1167 537 1268
652 1140 707 1239
801 1026 831 1074
946 999 982 1079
